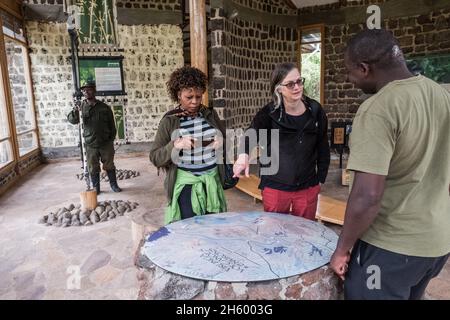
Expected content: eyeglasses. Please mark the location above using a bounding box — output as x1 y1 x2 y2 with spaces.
280 77 305 90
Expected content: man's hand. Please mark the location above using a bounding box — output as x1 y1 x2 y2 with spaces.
233 153 250 178
174 136 196 150
330 249 351 280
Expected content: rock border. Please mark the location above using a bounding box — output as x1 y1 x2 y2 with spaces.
76 169 140 181
38 200 139 227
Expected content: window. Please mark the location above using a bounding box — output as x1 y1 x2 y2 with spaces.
299 25 324 104
0 7 39 173
5 38 38 156
0 63 13 169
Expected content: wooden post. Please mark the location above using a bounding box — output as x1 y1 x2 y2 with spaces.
80 190 97 210
189 0 208 106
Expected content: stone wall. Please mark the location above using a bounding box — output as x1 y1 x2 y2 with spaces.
24 0 64 4
25 21 184 148
324 8 450 124
301 1 450 124
232 0 297 15
0 168 17 195
211 2 298 130
0 152 42 196
298 0 388 14
136 250 341 300
117 24 184 142
26 21 77 149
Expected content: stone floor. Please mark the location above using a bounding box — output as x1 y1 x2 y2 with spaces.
0 154 448 299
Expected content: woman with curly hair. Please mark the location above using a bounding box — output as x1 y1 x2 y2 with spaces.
149 66 227 224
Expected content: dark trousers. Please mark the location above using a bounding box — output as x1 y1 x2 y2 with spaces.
344 240 449 300
86 142 115 175
178 184 210 220
178 185 195 220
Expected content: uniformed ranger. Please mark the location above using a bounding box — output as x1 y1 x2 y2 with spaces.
67 81 122 193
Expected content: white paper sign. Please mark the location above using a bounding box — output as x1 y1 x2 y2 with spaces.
94 67 122 92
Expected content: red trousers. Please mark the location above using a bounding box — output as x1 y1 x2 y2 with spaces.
262 184 320 220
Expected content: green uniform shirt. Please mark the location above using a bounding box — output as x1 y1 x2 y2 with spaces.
347 75 450 257
67 100 116 148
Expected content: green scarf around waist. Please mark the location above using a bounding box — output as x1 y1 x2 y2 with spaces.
165 167 227 224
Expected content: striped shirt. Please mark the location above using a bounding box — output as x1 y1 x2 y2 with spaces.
177 113 217 176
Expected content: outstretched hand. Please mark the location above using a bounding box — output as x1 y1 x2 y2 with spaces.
233 154 250 178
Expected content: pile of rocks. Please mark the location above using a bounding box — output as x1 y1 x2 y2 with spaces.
76 169 140 181
38 201 139 227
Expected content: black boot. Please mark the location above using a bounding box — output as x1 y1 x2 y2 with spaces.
107 170 122 192
90 172 101 194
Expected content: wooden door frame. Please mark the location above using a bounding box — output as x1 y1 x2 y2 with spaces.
298 24 325 106
0 14 20 175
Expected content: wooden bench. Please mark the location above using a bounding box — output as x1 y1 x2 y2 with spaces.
234 174 346 225
235 174 262 203
316 194 346 225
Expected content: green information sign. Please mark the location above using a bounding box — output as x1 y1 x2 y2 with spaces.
79 56 125 96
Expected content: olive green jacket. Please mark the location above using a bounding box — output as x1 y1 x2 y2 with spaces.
149 105 226 203
67 100 116 148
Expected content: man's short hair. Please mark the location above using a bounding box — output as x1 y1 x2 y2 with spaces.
346 29 404 69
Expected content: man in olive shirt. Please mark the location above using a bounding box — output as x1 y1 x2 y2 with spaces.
330 29 450 299
67 81 122 194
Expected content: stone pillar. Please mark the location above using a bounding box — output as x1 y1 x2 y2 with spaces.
210 6 226 119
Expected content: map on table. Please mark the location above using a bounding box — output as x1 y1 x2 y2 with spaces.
141 211 338 282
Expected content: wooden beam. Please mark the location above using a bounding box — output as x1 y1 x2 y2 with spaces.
282 0 298 10
22 4 66 23
0 0 23 20
221 0 299 29
298 0 450 26
117 8 182 26
189 0 209 105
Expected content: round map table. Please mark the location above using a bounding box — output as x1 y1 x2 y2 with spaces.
135 211 341 300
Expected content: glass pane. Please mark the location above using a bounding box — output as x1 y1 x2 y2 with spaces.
0 67 10 140
18 131 37 156
301 28 321 43
1 10 15 39
14 20 25 42
0 139 13 169
1 9 24 42
301 43 321 102
5 38 36 136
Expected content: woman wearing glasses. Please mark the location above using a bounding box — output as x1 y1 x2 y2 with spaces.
233 62 330 220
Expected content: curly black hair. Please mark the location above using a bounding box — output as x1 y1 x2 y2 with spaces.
166 66 208 102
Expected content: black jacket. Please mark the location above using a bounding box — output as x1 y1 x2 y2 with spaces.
242 96 330 190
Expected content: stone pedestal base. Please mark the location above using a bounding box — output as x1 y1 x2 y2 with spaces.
135 252 342 300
